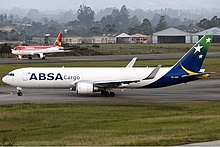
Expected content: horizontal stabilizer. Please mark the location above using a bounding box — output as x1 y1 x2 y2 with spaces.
143 64 162 80
181 72 215 78
126 57 137 68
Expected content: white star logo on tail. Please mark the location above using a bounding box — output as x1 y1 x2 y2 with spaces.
206 37 212 43
199 54 203 59
194 44 203 54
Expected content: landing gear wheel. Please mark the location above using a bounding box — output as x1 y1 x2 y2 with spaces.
101 91 115 97
101 90 109 97
17 91 22 96
28 56 32 60
17 55 23 60
109 92 115 97
42 57 46 60
17 87 22 96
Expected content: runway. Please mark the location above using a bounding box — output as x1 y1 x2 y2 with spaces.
1 53 220 64
0 79 219 105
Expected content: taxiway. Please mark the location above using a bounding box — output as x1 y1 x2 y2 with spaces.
0 79 219 105
1 53 220 64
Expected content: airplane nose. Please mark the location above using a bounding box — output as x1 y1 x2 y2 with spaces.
2 76 9 84
2 76 7 83
11 50 16 54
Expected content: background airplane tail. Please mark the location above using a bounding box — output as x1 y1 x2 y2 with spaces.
172 35 213 73
54 33 62 47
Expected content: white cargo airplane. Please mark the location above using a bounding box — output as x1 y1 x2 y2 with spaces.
2 35 213 97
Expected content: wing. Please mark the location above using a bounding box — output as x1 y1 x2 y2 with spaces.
94 79 141 88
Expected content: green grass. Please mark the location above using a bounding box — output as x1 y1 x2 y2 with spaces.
84 43 220 55
0 58 219 85
1 103 220 145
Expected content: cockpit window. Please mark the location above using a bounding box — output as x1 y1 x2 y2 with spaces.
7 73 15 76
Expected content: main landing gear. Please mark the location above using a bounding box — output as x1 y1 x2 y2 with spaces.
17 87 22 96
101 90 115 97
28 56 32 60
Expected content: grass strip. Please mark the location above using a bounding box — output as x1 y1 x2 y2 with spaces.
0 102 220 146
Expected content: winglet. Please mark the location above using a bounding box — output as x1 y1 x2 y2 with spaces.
126 57 137 68
143 64 162 80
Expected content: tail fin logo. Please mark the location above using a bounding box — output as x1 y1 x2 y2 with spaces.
173 35 213 72
180 64 196 75
194 44 203 54
180 36 213 75
54 33 62 47
193 37 212 59
206 37 212 43
56 40 62 46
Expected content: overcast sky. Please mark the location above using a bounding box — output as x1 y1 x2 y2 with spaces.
0 0 219 11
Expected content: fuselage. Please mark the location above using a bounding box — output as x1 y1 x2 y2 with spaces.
12 46 65 56
2 67 172 89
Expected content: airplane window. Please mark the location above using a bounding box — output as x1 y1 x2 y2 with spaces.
7 73 15 76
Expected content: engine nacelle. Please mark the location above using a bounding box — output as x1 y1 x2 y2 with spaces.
36 53 45 59
76 82 98 94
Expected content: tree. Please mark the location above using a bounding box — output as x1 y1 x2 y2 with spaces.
140 18 153 35
197 18 211 29
155 16 168 32
128 18 153 35
77 5 95 26
27 9 40 20
211 16 220 28
197 16 220 29
103 24 116 34
129 15 140 28
128 26 140 34
118 5 130 32
90 26 102 35
0 15 4 22
119 5 129 25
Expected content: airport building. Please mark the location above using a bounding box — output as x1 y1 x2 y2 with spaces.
195 27 220 43
32 27 220 45
153 27 220 44
63 34 117 44
64 37 82 44
92 34 117 44
116 33 131 43
130 34 151 44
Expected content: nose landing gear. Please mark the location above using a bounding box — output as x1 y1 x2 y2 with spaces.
17 87 22 96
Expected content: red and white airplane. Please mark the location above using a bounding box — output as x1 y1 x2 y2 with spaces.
11 33 68 60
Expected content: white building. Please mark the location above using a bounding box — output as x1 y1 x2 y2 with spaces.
153 27 191 44
153 27 220 44
64 37 82 44
92 34 116 44
116 33 131 43
195 27 220 43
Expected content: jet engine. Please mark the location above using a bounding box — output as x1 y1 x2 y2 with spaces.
36 53 46 59
76 82 99 94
